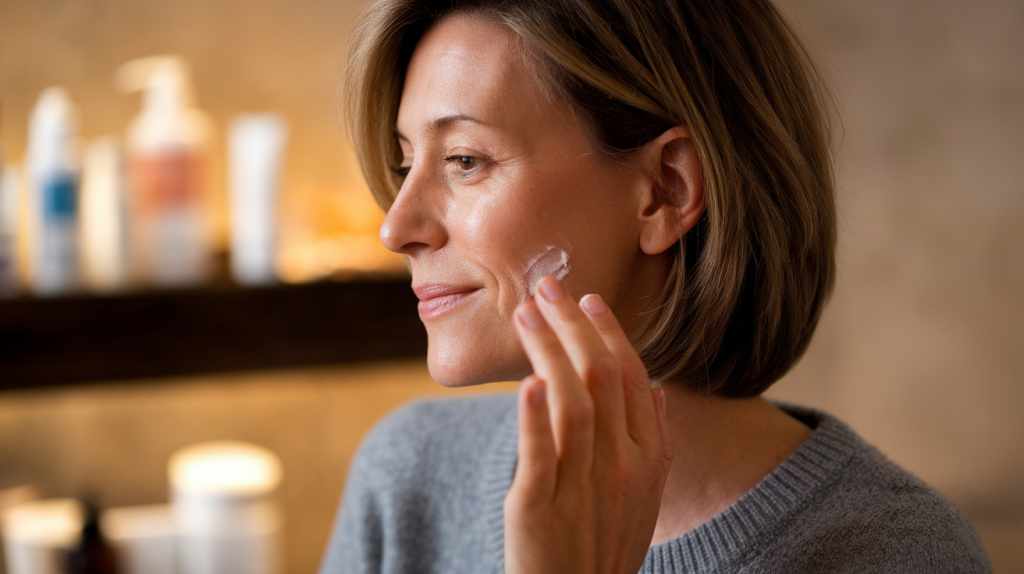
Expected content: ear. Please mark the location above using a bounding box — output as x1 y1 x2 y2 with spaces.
635 126 705 255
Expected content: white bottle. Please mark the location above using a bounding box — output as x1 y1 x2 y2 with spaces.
26 87 81 296
80 137 130 292
228 114 288 286
116 56 212 288
0 157 21 296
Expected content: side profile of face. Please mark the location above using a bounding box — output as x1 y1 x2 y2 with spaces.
383 14 679 386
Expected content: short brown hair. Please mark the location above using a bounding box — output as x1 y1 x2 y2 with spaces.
344 0 836 397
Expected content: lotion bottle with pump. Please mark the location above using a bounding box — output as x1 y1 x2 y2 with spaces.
116 56 212 288
26 87 81 296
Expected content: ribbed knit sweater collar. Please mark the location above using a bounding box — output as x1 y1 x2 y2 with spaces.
475 403 861 574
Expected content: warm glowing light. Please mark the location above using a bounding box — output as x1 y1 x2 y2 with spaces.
276 185 406 283
169 441 281 497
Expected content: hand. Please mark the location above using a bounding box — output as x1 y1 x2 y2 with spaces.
504 276 673 574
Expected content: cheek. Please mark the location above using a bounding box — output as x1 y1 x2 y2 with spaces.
456 176 558 300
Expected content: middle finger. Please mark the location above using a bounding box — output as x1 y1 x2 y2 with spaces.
533 277 629 447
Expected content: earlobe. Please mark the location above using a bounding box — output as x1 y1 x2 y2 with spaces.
637 126 705 255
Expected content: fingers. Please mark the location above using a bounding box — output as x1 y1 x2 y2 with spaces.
513 376 557 501
532 278 628 447
578 293 660 449
514 277 665 477
515 299 594 475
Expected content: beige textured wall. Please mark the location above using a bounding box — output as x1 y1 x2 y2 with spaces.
1 0 1022 572
770 0 1024 512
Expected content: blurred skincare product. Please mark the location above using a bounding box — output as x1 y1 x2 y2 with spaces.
64 500 119 574
80 137 130 292
2 498 82 574
228 114 287 286
116 55 212 287
101 505 176 574
169 441 283 574
0 160 20 296
26 87 81 296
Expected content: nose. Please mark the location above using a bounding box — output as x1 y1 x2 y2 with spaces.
379 166 448 256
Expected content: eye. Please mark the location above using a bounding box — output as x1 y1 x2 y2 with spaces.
391 166 411 178
446 155 476 170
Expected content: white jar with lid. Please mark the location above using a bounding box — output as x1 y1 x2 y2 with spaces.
168 441 283 574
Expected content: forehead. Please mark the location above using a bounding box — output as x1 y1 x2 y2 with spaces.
397 14 546 136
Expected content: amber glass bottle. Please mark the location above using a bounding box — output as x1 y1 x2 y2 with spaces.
65 500 120 574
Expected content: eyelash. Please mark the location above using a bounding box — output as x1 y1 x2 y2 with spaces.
391 155 486 180
444 155 479 178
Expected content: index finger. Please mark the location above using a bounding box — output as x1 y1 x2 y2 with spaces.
514 299 595 471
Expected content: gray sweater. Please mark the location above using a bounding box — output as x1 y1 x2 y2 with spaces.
320 394 990 573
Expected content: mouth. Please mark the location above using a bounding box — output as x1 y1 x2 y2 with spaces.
413 283 481 319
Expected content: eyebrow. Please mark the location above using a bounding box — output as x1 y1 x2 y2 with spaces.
394 113 489 142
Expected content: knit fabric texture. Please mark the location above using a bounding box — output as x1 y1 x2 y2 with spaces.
320 394 991 574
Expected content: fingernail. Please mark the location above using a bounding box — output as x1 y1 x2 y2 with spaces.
580 294 606 314
517 302 545 329
538 277 565 302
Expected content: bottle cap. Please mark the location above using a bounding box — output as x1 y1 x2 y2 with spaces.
114 56 194 114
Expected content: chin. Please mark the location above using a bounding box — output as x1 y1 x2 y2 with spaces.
425 335 531 388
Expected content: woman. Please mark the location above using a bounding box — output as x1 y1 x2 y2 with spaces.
322 0 991 572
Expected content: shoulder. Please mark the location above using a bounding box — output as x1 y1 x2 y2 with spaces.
774 405 991 573
320 393 517 573
350 393 518 487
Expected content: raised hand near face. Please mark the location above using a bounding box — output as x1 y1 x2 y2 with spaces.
505 276 674 574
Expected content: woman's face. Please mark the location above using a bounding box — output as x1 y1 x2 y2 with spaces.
385 14 669 386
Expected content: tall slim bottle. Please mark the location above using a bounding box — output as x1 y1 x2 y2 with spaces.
228 114 287 286
26 87 81 296
80 137 130 293
116 56 212 288
0 155 20 296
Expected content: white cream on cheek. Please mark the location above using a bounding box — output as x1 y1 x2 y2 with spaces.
522 244 571 300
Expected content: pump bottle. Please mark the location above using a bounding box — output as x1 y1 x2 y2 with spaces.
116 56 212 287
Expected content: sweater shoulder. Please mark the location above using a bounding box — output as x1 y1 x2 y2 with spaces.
778 420 991 573
351 393 517 485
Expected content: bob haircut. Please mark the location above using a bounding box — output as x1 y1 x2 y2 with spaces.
344 0 837 398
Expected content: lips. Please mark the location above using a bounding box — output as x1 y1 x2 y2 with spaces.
413 283 481 319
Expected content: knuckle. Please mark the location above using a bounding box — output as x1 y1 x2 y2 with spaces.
581 355 619 386
595 316 623 335
560 401 594 432
606 459 634 492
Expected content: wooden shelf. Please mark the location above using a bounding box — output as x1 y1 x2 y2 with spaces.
0 277 426 389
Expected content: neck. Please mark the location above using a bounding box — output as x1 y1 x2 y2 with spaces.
650 385 812 546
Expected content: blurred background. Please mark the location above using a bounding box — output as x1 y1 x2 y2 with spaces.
0 0 1021 572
